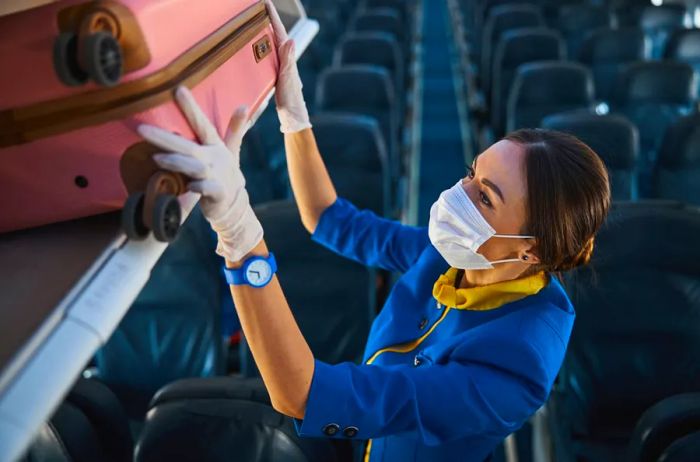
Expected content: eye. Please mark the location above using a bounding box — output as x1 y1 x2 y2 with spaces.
479 190 492 208
466 165 475 180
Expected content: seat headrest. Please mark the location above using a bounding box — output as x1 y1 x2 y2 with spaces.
486 4 542 30
616 61 698 104
511 61 594 104
640 4 687 29
316 65 395 110
22 378 133 462
541 112 639 169
578 27 649 63
310 112 388 170
497 27 564 64
658 431 700 462
150 377 271 408
334 32 402 70
658 113 700 169
352 8 403 39
558 4 611 30
664 29 700 61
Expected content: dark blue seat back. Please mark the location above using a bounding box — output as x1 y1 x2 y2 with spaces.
558 4 613 58
333 32 404 115
560 202 700 441
612 61 697 193
507 61 594 132
315 65 398 181
654 113 700 206
351 8 406 53
664 28 700 94
95 206 225 417
639 4 688 58
577 28 650 102
240 201 375 377
311 113 391 216
481 4 544 96
491 27 564 136
542 112 639 200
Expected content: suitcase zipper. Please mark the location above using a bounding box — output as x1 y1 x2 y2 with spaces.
0 0 270 148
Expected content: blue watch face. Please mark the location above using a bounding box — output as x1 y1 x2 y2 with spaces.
245 259 273 287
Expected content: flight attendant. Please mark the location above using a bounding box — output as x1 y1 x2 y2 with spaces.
136 2 611 460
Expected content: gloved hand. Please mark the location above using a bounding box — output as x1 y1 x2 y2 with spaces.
137 86 263 262
265 0 312 133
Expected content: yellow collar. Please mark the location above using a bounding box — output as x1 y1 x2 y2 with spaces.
432 269 548 311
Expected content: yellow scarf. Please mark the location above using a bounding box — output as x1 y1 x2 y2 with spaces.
432 268 548 311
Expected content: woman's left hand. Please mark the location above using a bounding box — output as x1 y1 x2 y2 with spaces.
137 86 264 263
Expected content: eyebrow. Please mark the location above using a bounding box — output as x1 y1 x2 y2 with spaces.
473 156 505 204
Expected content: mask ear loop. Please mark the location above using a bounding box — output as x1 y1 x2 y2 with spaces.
487 235 536 265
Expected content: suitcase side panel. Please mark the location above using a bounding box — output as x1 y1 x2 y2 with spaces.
0 25 278 233
0 0 260 109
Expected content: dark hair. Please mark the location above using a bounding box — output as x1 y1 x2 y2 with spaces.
503 128 611 273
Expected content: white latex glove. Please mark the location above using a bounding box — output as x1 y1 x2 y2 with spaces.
137 86 263 262
265 0 312 133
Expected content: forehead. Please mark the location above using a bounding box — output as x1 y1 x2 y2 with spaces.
476 140 528 203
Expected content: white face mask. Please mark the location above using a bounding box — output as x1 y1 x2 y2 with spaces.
428 180 534 270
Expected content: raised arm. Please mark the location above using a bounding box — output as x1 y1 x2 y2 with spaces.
266 0 336 233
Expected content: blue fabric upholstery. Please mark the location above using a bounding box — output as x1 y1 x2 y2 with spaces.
629 393 700 462
577 27 650 102
95 206 225 417
611 61 697 196
664 28 700 95
557 4 613 58
548 201 700 462
654 113 700 206
333 32 404 116
541 112 639 200
351 8 407 56
240 201 375 377
480 4 544 97
311 112 391 216
491 27 564 137
639 4 688 58
315 65 398 185
507 61 594 132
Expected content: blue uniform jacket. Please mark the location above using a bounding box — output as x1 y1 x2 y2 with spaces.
293 198 575 462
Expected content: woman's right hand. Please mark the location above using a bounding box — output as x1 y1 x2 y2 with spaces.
265 0 312 134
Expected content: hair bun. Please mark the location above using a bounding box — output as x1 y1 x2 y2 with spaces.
556 237 595 271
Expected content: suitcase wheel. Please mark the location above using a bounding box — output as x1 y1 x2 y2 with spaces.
82 31 123 87
53 32 89 86
122 192 150 241
151 194 181 243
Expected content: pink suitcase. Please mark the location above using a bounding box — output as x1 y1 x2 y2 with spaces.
0 0 279 241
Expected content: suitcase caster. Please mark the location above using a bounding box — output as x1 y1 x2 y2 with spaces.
53 30 123 87
151 194 181 242
53 32 89 86
83 31 123 87
122 192 149 240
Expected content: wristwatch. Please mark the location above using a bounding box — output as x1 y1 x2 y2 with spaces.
223 253 277 288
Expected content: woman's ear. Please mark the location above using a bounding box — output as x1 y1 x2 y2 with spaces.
519 242 540 265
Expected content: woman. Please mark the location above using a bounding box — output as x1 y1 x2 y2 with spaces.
136 2 611 461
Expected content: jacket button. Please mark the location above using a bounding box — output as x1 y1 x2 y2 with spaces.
413 355 422 367
419 318 428 329
322 423 340 436
343 426 359 438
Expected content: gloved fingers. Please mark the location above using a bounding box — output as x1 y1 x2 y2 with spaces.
137 123 201 157
188 179 225 201
264 0 288 46
174 86 221 145
224 105 250 152
152 153 208 179
279 39 296 73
